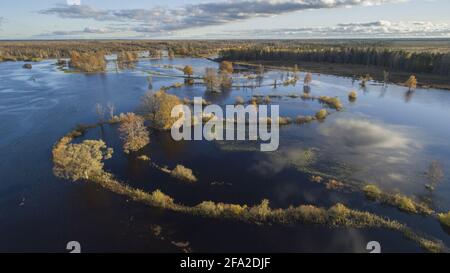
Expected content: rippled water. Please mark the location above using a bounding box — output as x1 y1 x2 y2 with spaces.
0 57 449 252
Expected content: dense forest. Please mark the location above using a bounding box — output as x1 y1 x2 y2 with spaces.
220 46 450 76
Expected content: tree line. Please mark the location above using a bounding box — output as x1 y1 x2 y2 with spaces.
220 46 450 76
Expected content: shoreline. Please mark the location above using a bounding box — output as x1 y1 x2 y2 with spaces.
226 60 450 91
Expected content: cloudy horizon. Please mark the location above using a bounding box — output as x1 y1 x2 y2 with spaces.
0 0 449 39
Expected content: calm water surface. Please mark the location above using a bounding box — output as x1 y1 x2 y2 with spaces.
0 58 449 252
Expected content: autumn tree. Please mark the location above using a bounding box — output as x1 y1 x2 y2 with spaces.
219 61 233 74
141 90 182 130
53 140 113 181
360 74 373 87
405 75 417 91
118 113 150 154
117 51 138 69
168 49 175 59
204 68 220 92
69 51 106 73
304 73 312 86
183 65 194 78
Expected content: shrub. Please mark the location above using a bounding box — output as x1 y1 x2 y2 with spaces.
117 51 138 69
204 68 220 92
304 73 312 85
315 109 328 120
170 165 197 183
151 190 175 208
277 117 292 126
319 96 343 110
219 61 233 74
363 184 432 215
69 51 106 72
183 65 194 78
438 212 450 229
118 113 150 153
296 205 328 224
310 175 324 183
359 74 373 87
393 194 417 214
235 96 245 105
296 115 315 124
363 184 383 200
141 90 182 130
249 199 271 221
137 155 150 161
405 75 417 91
348 91 357 101
196 201 220 217
53 139 113 181
326 179 345 190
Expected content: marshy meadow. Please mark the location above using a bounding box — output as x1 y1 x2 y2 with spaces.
1 40 450 253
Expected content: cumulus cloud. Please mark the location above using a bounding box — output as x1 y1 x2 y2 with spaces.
39 0 402 33
229 20 450 38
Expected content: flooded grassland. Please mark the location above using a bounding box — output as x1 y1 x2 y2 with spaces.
1 57 450 252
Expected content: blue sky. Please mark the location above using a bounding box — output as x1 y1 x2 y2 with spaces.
0 0 450 39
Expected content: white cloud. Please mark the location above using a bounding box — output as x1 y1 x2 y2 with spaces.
225 20 450 38
39 0 403 33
